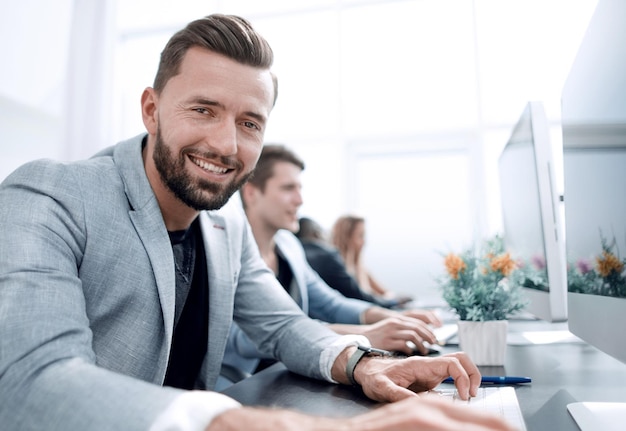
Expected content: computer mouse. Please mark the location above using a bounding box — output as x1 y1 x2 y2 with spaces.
404 341 442 356
417 342 442 356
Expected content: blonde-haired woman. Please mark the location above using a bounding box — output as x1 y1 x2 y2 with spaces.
332 215 412 304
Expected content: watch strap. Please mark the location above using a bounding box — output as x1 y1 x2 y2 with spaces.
345 345 393 386
346 346 369 386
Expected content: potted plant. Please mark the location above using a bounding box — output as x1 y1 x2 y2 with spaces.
439 235 528 365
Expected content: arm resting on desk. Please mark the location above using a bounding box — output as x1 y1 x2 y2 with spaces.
207 395 516 431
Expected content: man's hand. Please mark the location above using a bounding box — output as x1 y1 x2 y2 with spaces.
361 305 443 329
330 313 440 355
400 308 443 327
358 352 481 402
332 348 481 402
345 395 519 431
208 396 518 431
358 317 437 355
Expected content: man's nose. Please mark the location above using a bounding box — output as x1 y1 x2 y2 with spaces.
209 121 237 155
294 190 303 207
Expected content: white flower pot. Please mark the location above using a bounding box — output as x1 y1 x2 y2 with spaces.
457 320 508 366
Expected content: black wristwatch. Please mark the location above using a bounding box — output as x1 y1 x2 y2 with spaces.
345 345 393 386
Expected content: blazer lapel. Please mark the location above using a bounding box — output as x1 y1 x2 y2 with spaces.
114 136 176 348
198 211 236 388
129 209 176 343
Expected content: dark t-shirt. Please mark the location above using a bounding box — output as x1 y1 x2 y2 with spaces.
164 219 209 389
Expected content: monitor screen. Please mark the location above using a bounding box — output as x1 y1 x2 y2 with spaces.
562 0 626 367
498 101 568 322
562 0 626 426
564 131 626 364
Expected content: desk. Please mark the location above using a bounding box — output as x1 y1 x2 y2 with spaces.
221 320 626 430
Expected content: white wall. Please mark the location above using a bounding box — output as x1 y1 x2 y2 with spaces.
0 0 72 178
0 0 599 303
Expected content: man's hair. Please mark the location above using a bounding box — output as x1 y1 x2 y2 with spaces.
240 144 305 207
296 217 325 241
153 14 277 104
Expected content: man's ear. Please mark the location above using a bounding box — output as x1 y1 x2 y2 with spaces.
141 87 158 135
241 182 258 207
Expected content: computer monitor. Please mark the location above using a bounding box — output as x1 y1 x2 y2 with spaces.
498 101 568 322
562 0 626 427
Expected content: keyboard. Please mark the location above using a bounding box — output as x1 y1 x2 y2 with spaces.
435 386 527 430
433 323 458 345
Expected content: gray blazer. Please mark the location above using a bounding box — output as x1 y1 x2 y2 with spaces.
0 135 341 430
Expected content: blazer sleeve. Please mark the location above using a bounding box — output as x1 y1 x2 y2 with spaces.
303 261 371 324
226 221 343 381
0 160 183 431
275 231 371 325
303 242 396 307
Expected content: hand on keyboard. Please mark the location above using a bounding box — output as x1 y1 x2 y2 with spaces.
341 395 521 431
352 350 482 402
432 387 527 431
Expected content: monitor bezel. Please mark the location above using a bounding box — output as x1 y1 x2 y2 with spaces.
499 101 568 322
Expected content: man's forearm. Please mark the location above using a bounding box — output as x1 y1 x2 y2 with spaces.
207 407 351 431
361 306 395 324
327 323 366 336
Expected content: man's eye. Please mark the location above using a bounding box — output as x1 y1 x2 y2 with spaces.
193 107 210 114
243 121 259 130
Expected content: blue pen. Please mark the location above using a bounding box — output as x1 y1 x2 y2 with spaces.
442 376 531 384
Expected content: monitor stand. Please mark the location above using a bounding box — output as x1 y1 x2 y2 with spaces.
567 402 626 431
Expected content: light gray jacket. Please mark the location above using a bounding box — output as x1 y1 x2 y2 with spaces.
0 134 340 430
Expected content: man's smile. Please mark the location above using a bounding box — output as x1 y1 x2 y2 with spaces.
188 154 231 175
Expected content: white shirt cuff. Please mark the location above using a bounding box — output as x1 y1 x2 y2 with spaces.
149 391 241 431
319 334 370 383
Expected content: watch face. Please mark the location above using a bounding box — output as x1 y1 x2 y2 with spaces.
359 345 393 356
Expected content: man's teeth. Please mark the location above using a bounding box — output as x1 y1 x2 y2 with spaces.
191 157 228 173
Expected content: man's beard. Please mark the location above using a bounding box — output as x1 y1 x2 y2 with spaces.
153 129 253 211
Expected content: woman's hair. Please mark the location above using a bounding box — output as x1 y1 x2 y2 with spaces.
332 215 370 290
153 14 277 104
331 215 365 265
333 215 391 297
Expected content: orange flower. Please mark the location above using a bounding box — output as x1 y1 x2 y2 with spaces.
596 250 624 277
444 253 466 280
489 252 517 277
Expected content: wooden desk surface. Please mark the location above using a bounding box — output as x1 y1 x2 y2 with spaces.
221 320 626 430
